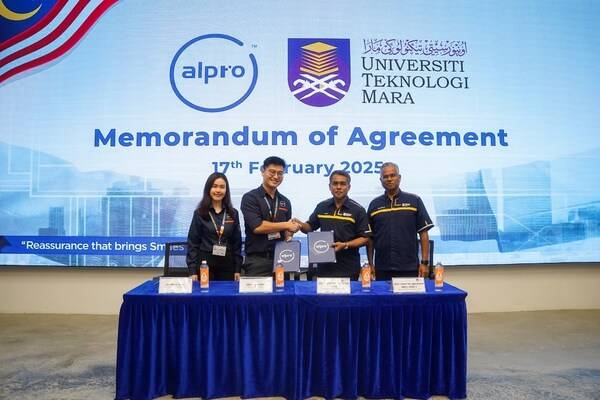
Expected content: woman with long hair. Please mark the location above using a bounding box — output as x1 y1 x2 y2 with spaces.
186 172 242 281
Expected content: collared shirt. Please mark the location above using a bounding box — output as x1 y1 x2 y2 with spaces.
307 197 370 277
368 190 434 272
241 185 292 254
186 207 243 273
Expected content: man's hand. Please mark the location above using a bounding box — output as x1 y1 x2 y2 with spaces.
234 272 241 281
332 242 348 252
418 263 429 278
190 274 198 281
286 219 301 233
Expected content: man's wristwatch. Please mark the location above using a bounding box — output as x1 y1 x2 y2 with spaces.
344 242 349 250
420 260 429 267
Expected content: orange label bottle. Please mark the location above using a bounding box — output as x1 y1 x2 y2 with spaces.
434 262 444 291
275 260 285 291
361 263 371 291
200 260 209 291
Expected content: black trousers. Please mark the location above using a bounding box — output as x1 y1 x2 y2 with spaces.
243 253 299 279
315 268 359 281
243 253 274 277
375 269 418 281
210 269 236 281
191 251 237 280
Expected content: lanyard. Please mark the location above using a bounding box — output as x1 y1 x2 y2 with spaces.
263 195 279 221
209 210 227 244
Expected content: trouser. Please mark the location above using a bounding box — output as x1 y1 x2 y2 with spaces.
243 253 274 277
312 262 360 281
315 268 359 281
210 269 236 281
375 269 418 281
191 251 237 280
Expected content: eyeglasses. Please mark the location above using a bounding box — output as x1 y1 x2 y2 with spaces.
265 169 285 177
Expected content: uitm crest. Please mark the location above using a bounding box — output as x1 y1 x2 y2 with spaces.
288 39 350 107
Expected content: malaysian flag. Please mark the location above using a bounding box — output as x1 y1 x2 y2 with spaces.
0 0 118 85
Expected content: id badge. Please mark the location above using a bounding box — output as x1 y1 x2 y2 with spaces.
267 232 281 240
212 244 227 256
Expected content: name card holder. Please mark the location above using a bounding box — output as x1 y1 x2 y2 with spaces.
317 277 351 294
392 277 426 293
159 277 192 294
239 277 273 293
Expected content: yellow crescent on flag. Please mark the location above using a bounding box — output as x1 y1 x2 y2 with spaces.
0 0 41 21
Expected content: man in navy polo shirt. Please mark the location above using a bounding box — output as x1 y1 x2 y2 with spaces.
367 162 434 280
297 170 370 280
241 156 300 276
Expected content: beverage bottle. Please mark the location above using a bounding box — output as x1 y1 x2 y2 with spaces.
361 262 371 292
434 262 444 291
274 260 285 291
200 260 209 292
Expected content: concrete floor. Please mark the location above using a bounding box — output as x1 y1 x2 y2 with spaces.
1 310 599 399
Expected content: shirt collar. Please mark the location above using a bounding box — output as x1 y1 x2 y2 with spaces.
209 206 224 214
384 189 402 200
328 196 350 209
259 185 278 199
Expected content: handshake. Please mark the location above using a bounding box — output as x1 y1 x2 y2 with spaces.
285 217 305 234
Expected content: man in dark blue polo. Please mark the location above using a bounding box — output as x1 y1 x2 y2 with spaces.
367 162 434 280
241 156 300 276
297 170 370 279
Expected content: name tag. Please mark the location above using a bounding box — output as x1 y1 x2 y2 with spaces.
267 232 281 240
212 244 227 256
392 277 426 293
317 277 351 294
158 277 192 294
239 277 273 293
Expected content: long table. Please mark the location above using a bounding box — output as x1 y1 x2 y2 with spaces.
116 280 467 400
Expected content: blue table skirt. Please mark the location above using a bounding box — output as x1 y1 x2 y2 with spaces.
116 281 298 400
116 280 467 400
296 281 467 399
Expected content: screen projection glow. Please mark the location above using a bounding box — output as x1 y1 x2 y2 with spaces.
1 0 598 267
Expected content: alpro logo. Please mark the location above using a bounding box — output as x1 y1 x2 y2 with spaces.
313 240 330 254
170 34 258 112
288 38 350 107
280 249 295 263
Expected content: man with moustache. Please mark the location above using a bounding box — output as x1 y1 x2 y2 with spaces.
367 162 434 280
241 156 300 276
297 170 370 280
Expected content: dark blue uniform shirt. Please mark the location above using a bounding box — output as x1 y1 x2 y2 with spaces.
307 197 370 277
368 190 434 272
241 185 292 255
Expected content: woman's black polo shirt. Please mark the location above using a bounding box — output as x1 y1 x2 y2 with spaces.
186 207 243 273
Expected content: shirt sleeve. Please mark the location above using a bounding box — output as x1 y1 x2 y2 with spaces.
241 192 264 232
307 206 320 231
367 200 377 234
186 211 202 275
355 206 371 237
416 196 434 233
231 209 243 273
